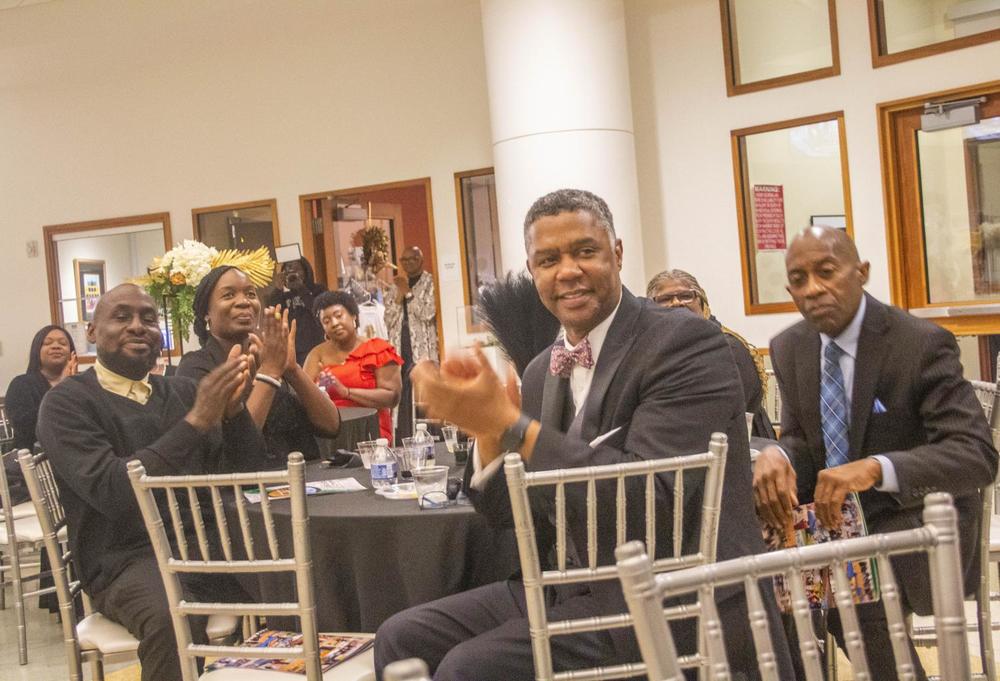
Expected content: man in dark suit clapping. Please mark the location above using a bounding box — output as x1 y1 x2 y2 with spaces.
754 225 998 680
374 189 792 680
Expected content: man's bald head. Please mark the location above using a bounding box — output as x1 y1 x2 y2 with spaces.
786 225 860 266
87 283 163 379
784 225 870 337
92 283 154 321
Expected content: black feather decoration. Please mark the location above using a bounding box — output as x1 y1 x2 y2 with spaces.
476 272 561 377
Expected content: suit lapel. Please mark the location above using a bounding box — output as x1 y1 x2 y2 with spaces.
849 295 888 456
578 290 641 442
795 328 824 471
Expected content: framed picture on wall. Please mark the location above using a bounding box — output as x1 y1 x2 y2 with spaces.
74 258 106 322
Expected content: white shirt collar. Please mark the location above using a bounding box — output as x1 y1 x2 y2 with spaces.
820 294 866 359
561 290 623 364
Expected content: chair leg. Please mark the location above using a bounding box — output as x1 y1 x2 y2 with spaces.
978 560 997 681
89 656 105 681
0 549 7 610
11 547 28 665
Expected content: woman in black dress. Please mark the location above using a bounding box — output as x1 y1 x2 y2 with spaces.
6 325 77 452
647 269 776 439
4 325 76 611
177 266 341 467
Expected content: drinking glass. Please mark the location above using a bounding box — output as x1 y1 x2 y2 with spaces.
442 425 458 454
356 440 377 469
453 439 470 465
413 465 449 504
402 436 428 470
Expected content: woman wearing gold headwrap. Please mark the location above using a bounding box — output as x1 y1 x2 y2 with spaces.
647 269 775 439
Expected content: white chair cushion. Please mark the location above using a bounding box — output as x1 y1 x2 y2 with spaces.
200 637 374 681
0 515 67 544
990 515 1000 555
78 613 140 655
206 615 241 641
0 502 38 521
76 613 238 657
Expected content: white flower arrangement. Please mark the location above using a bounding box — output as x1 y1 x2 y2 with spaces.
149 239 219 288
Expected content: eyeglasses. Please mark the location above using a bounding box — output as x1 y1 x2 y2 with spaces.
653 290 698 305
418 492 451 510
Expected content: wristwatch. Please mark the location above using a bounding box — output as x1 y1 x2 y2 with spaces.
499 413 533 453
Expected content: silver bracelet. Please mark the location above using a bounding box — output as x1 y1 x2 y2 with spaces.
254 373 282 389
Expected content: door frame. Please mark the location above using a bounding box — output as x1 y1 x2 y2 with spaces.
878 79 1000 336
298 177 443 352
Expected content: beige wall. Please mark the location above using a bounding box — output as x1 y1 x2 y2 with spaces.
0 0 492 387
625 0 1000 349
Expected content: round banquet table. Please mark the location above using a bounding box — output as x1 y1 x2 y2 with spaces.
233 446 518 633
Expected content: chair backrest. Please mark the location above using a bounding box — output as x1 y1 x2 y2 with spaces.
971 379 999 426
0 401 14 453
503 433 728 681
17 448 88 681
1 448 19 526
127 451 322 681
764 368 781 430
617 492 970 681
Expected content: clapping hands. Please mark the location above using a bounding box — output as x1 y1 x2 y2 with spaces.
411 344 521 445
186 345 252 432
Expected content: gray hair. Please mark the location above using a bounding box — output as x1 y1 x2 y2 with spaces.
523 189 615 247
646 268 709 308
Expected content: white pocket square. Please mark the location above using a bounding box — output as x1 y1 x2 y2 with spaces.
589 427 622 448
872 398 887 414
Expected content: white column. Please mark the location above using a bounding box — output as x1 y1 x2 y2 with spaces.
480 0 645 292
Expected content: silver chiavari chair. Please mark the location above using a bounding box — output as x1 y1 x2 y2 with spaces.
0 447 57 665
617 492 971 681
912 361 1000 680
503 432 728 681
764 368 781 435
127 451 374 681
383 658 431 681
18 449 140 681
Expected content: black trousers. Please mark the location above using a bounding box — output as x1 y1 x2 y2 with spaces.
92 556 249 681
374 579 794 681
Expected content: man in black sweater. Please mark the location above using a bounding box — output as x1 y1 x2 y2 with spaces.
37 284 270 681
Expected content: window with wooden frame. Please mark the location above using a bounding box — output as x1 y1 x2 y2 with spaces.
878 81 1000 338
455 168 502 332
43 213 173 361
720 0 839 96
192 199 279 258
732 111 854 314
868 0 1000 68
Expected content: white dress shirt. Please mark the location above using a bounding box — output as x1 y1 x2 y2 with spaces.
812 295 898 492
470 293 623 489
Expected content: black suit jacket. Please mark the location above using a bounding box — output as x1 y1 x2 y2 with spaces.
470 288 765 654
771 293 998 612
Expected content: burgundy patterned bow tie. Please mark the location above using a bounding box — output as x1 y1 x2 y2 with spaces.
549 337 594 378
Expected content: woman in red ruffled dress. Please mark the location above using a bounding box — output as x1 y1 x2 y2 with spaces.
304 290 403 441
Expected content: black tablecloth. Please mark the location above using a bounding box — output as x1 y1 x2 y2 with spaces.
315 406 379 458
234 447 518 633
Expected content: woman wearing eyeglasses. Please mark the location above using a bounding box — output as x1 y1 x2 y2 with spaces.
646 269 775 439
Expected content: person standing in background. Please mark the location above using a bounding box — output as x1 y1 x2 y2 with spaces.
267 257 327 365
385 246 438 440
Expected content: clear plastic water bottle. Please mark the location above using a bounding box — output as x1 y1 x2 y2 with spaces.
413 423 435 469
370 438 397 490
